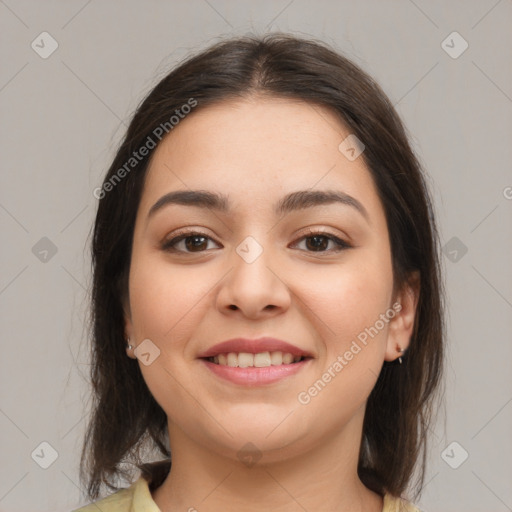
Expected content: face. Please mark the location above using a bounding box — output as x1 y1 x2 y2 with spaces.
124 96 418 463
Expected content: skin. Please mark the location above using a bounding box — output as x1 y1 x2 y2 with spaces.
124 96 419 512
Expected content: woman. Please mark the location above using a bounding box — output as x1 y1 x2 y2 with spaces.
75 33 444 512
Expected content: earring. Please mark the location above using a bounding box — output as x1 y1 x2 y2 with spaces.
126 338 134 350
397 346 405 364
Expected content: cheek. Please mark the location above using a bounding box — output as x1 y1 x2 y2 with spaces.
128 258 215 430
293 271 393 428
128 255 213 342
298 247 394 349
296 247 394 414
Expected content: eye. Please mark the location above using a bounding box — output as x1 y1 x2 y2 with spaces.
161 231 221 253
291 230 351 253
161 229 351 254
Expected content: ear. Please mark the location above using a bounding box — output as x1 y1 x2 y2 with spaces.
384 271 420 362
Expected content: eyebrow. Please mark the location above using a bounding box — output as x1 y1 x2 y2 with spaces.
147 189 369 222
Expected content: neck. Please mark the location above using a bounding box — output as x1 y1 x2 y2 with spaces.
152 407 383 512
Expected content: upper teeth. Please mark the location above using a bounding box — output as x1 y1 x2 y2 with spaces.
211 352 302 367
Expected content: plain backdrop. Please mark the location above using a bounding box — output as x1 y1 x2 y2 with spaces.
1 1 511 511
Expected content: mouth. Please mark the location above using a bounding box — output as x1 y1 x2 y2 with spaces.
197 337 314 361
197 337 314 385
200 355 312 386
203 351 310 367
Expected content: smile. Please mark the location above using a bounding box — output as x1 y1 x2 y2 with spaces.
201 355 312 386
205 351 307 367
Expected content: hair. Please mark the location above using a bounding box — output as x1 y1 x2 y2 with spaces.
80 32 445 502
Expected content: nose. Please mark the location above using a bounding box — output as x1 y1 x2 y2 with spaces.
215 236 291 319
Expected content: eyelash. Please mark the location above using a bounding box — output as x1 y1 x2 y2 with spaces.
160 229 351 255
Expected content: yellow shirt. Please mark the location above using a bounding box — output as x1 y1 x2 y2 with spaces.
72 474 422 512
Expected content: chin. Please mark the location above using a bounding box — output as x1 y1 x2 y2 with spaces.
203 415 311 458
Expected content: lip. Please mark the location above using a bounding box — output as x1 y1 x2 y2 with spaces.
200 358 312 386
197 337 314 359
197 337 314 387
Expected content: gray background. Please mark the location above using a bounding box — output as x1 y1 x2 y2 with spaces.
1 1 511 511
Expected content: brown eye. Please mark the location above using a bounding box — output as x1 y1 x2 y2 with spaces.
161 232 220 253
293 231 351 253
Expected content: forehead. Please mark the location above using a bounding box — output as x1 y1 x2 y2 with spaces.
139 97 381 218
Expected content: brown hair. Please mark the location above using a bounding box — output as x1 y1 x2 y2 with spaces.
80 33 445 502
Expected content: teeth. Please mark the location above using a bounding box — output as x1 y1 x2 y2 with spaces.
254 352 272 367
282 353 294 364
211 351 303 367
238 352 253 368
270 351 283 365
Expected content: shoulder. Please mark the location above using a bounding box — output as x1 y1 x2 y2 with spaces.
71 485 134 512
71 476 159 512
383 492 423 512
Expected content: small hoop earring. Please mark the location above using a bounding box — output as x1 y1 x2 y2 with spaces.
397 346 405 364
